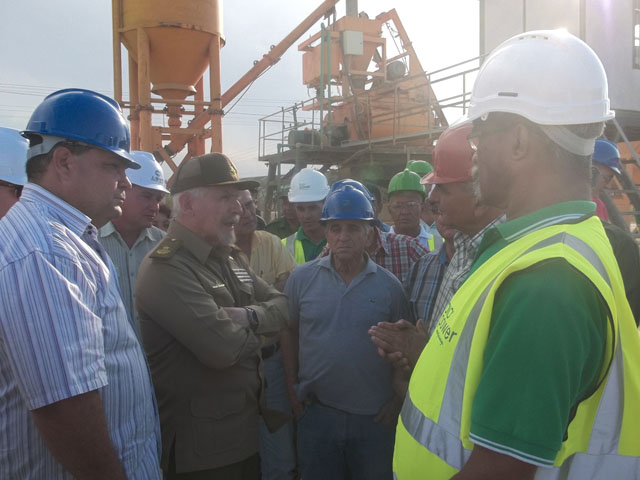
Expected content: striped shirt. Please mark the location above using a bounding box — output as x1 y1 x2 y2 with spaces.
99 221 165 339
0 184 162 479
430 215 506 335
390 223 434 251
403 245 449 329
369 228 430 283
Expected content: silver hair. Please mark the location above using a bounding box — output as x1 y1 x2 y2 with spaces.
172 186 209 218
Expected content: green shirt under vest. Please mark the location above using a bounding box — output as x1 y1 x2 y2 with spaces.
467 201 609 464
295 227 327 262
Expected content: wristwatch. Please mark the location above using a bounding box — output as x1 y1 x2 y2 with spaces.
245 307 259 332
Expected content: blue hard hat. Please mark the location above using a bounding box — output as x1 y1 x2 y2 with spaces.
321 185 375 222
330 179 375 203
22 88 139 169
593 139 621 174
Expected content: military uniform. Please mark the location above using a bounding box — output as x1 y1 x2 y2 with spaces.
137 221 288 474
135 153 289 478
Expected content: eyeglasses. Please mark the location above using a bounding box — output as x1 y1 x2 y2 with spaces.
467 120 517 151
389 201 421 212
0 181 22 199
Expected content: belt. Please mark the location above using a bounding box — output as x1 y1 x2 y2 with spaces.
261 341 280 360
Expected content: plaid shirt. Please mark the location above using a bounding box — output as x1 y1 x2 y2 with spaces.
429 214 506 335
404 245 449 327
370 228 430 283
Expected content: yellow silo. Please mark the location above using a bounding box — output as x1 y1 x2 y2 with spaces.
112 0 224 163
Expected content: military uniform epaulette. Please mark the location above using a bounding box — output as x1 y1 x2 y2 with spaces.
150 237 182 259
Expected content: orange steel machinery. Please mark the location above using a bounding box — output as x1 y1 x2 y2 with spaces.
112 0 340 175
258 6 449 217
112 0 224 172
297 9 447 145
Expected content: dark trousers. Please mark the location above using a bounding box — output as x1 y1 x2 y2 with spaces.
167 451 260 480
297 402 394 480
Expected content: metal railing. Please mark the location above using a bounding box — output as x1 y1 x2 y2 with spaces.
257 55 485 159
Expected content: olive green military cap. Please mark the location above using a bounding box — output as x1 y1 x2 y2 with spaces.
170 153 260 195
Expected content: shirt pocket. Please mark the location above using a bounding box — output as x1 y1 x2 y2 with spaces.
201 281 236 307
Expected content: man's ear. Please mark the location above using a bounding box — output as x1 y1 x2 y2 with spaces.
512 123 532 162
49 146 76 182
178 191 197 217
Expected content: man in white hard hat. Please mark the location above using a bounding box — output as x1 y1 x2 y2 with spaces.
393 30 640 478
282 167 330 264
0 127 28 218
99 151 169 338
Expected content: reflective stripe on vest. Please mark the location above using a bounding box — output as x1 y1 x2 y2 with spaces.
282 235 306 265
427 236 435 252
394 218 640 479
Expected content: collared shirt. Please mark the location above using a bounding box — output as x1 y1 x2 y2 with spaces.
404 245 450 328
471 202 596 273
390 223 434 251
369 228 430 283
0 184 161 479
295 227 326 262
99 221 165 338
429 214 506 335
423 220 444 250
285 254 407 415
237 230 296 286
463 201 608 465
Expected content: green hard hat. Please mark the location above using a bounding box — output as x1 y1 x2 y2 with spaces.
387 169 426 199
406 160 434 176
277 184 290 198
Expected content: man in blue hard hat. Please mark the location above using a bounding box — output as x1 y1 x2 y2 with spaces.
283 185 408 480
591 138 622 221
322 178 429 283
590 139 640 325
0 89 162 479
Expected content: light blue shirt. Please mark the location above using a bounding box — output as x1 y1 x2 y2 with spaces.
99 222 165 339
0 184 161 479
285 254 407 415
423 220 444 250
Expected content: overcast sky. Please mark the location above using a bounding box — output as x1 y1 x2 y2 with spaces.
0 0 479 177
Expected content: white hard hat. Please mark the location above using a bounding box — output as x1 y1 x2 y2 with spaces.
0 127 28 186
288 167 330 203
126 151 169 193
466 30 614 127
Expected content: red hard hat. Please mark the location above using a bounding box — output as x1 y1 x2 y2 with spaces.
422 124 474 185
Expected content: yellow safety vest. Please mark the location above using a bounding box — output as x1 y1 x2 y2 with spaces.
394 216 640 479
282 235 306 265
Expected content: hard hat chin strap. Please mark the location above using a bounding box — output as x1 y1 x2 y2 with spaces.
539 125 596 157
